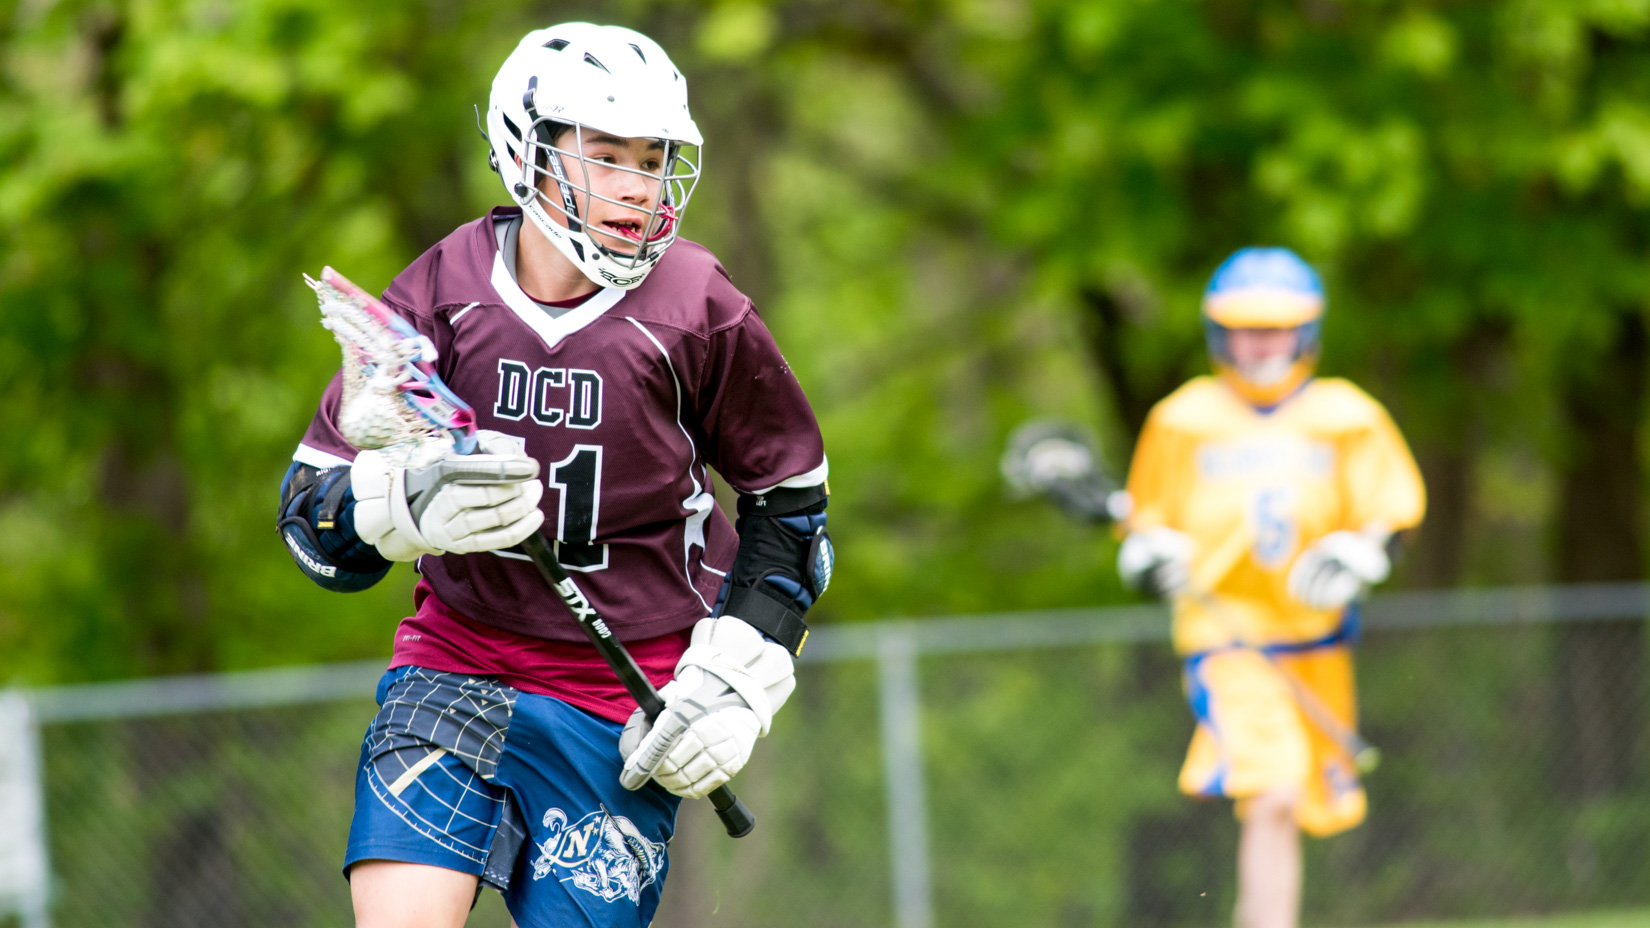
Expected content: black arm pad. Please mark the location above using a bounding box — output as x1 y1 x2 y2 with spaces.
718 483 832 656
278 462 392 593
736 482 829 519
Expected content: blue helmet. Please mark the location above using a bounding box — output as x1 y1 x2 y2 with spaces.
1201 247 1325 406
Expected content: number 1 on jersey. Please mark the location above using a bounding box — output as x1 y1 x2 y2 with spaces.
550 445 609 571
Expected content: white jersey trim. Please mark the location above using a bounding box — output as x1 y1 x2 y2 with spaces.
750 456 829 494
490 249 625 350
450 301 481 326
294 443 353 469
627 316 716 613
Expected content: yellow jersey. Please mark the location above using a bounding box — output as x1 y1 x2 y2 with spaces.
1124 376 1425 655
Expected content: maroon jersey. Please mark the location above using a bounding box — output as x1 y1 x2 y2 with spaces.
296 207 827 643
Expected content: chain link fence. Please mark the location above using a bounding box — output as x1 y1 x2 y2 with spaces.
6 584 1649 928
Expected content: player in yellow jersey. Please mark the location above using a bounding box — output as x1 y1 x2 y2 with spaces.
1117 247 1425 928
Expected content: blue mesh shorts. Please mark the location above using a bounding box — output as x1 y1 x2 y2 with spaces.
344 666 682 928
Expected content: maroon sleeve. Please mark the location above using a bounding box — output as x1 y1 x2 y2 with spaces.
294 372 356 466
693 303 826 493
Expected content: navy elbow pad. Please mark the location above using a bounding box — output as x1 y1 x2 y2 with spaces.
717 483 832 656
278 463 391 593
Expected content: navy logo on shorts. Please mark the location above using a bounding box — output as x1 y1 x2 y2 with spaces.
529 807 666 904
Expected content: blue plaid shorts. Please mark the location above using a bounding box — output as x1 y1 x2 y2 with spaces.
344 666 681 928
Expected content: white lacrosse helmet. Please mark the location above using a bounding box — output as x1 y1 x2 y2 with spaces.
486 24 703 290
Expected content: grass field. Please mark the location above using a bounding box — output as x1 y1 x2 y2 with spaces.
1376 911 1649 928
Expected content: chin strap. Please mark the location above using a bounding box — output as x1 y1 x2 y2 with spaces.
522 76 583 234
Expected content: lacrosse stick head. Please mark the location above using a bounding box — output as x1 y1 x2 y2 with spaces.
307 267 478 463
1002 419 1102 496
1001 419 1132 524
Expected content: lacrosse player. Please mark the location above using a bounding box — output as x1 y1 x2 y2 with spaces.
1118 248 1424 928
276 24 830 928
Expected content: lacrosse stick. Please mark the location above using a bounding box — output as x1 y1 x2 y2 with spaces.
1001 416 1379 772
1000 419 1133 524
310 267 756 837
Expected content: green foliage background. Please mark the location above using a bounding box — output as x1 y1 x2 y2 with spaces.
4 0 1648 679
3 2 1650 926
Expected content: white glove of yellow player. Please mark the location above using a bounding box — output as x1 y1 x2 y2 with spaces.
618 616 796 799
351 430 545 561
1287 530 1391 610
1117 527 1194 598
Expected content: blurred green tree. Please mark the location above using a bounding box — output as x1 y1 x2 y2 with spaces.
2 0 1647 767
3 1 1650 924
920 0 1650 798
706 0 1650 915
0 0 544 679
0 0 1121 687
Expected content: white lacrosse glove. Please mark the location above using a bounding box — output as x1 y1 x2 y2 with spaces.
618 615 796 800
351 430 545 561
1287 530 1391 610
1117 527 1194 599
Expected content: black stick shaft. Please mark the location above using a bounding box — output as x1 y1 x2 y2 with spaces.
518 532 755 837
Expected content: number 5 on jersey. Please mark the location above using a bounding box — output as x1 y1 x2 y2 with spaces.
1252 486 1296 569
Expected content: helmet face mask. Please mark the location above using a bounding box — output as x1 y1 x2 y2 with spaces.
1204 318 1322 405
514 117 699 269
486 24 703 290
1201 248 1325 407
